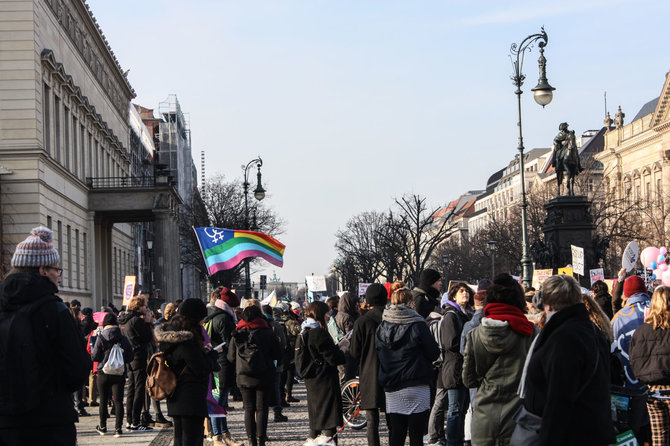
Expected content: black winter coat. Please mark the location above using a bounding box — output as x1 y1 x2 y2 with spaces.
630 323 670 385
0 273 92 429
350 306 384 410
594 291 614 320
203 307 236 389
411 286 440 319
117 310 153 368
437 305 469 389
303 326 346 431
227 322 281 390
523 303 615 446
155 323 218 418
91 325 134 376
375 314 440 392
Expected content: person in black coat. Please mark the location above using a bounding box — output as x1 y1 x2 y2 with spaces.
350 283 387 446
117 296 155 430
227 304 281 446
630 285 670 445
411 268 442 319
0 226 92 446
301 301 347 444
590 280 614 320
91 312 134 436
517 274 615 446
155 299 219 446
203 287 244 446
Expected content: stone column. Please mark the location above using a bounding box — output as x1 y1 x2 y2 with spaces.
153 210 180 302
90 215 112 310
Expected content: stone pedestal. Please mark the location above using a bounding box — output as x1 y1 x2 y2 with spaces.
542 195 595 287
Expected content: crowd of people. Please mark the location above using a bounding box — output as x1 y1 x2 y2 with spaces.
3 225 670 446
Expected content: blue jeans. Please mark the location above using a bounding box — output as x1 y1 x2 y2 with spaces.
428 386 469 446
211 386 230 436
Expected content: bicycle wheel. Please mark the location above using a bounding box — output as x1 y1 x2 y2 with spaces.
341 378 367 430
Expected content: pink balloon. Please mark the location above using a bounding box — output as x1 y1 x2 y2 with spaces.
661 247 668 256
660 263 669 272
641 247 661 269
663 270 670 287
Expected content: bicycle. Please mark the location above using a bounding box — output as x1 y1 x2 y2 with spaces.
340 378 367 430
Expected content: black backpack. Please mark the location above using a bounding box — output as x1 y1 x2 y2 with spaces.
294 330 323 379
0 298 50 415
236 331 266 378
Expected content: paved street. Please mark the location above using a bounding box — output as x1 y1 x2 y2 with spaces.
76 383 387 445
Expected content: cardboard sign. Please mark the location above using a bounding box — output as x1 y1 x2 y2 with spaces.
589 268 605 285
622 241 639 272
532 269 553 289
122 275 136 306
558 267 573 276
305 275 327 292
571 245 585 276
358 283 371 297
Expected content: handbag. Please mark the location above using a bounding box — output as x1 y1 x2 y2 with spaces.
510 404 542 446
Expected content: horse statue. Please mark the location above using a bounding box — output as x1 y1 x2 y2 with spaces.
550 123 583 196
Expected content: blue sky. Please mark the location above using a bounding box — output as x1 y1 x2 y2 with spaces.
88 0 668 283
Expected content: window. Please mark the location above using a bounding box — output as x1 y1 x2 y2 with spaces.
646 182 651 205
75 229 80 289
83 232 87 290
64 107 70 169
93 140 99 177
57 221 62 263
43 84 50 154
67 225 72 288
87 133 92 179
114 247 117 293
658 178 663 204
54 96 61 162
72 116 78 176
46 216 52 229
80 125 85 180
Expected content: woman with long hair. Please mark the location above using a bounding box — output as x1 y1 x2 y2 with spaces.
227 305 280 446
376 282 440 446
155 299 219 446
301 301 346 444
630 286 670 446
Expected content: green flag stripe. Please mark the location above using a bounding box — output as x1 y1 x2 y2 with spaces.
203 236 283 258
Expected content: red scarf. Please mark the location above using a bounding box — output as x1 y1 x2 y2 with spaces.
236 317 270 331
484 303 534 337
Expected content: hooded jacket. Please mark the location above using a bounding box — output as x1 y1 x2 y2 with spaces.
0 273 91 429
227 317 281 389
611 291 651 388
117 309 154 367
335 292 359 334
436 304 470 389
462 316 536 445
630 322 670 385
375 305 439 392
203 306 236 388
350 305 385 409
411 286 441 319
91 325 134 375
155 321 217 417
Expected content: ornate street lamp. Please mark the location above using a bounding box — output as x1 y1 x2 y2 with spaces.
510 27 555 289
242 157 265 299
487 240 497 278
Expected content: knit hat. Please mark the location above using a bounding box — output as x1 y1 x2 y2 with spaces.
102 312 117 327
11 226 60 267
473 290 487 307
365 283 388 306
290 301 300 311
477 279 492 292
419 268 441 288
178 298 208 321
623 276 646 298
275 302 289 314
219 287 240 308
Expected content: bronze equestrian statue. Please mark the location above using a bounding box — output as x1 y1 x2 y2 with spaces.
550 122 583 196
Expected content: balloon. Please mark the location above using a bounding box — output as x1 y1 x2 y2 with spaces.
652 274 657 280
660 263 669 272
651 261 658 269
661 247 668 256
659 254 666 263
641 247 661 269
663 270 670 287
654 269 661 279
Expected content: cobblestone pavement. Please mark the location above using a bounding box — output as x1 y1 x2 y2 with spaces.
76 383 389 445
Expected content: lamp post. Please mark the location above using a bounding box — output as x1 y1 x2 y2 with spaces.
510 27 555 289
487 240 497 278
242 157 265 299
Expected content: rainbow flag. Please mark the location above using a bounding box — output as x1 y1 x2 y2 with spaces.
193 227 285 275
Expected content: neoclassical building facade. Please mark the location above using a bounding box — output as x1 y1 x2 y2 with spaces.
0 0 139 307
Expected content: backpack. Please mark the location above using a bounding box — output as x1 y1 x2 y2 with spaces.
146 351 179 401
102 343 125 375
428 316 444 367
327 317 345 343
236 331 266 378
0 299 49 415
294 330 323 379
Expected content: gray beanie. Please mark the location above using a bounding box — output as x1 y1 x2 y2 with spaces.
11 226 60 268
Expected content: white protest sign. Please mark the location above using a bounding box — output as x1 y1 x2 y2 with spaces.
589 268 605 285
305 275 327 292
622 241 639 272
358 283 371 297
571 245 585 276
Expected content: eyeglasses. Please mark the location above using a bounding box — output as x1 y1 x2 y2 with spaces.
46 266 63 276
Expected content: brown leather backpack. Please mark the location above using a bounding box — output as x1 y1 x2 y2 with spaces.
146 351 182 400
